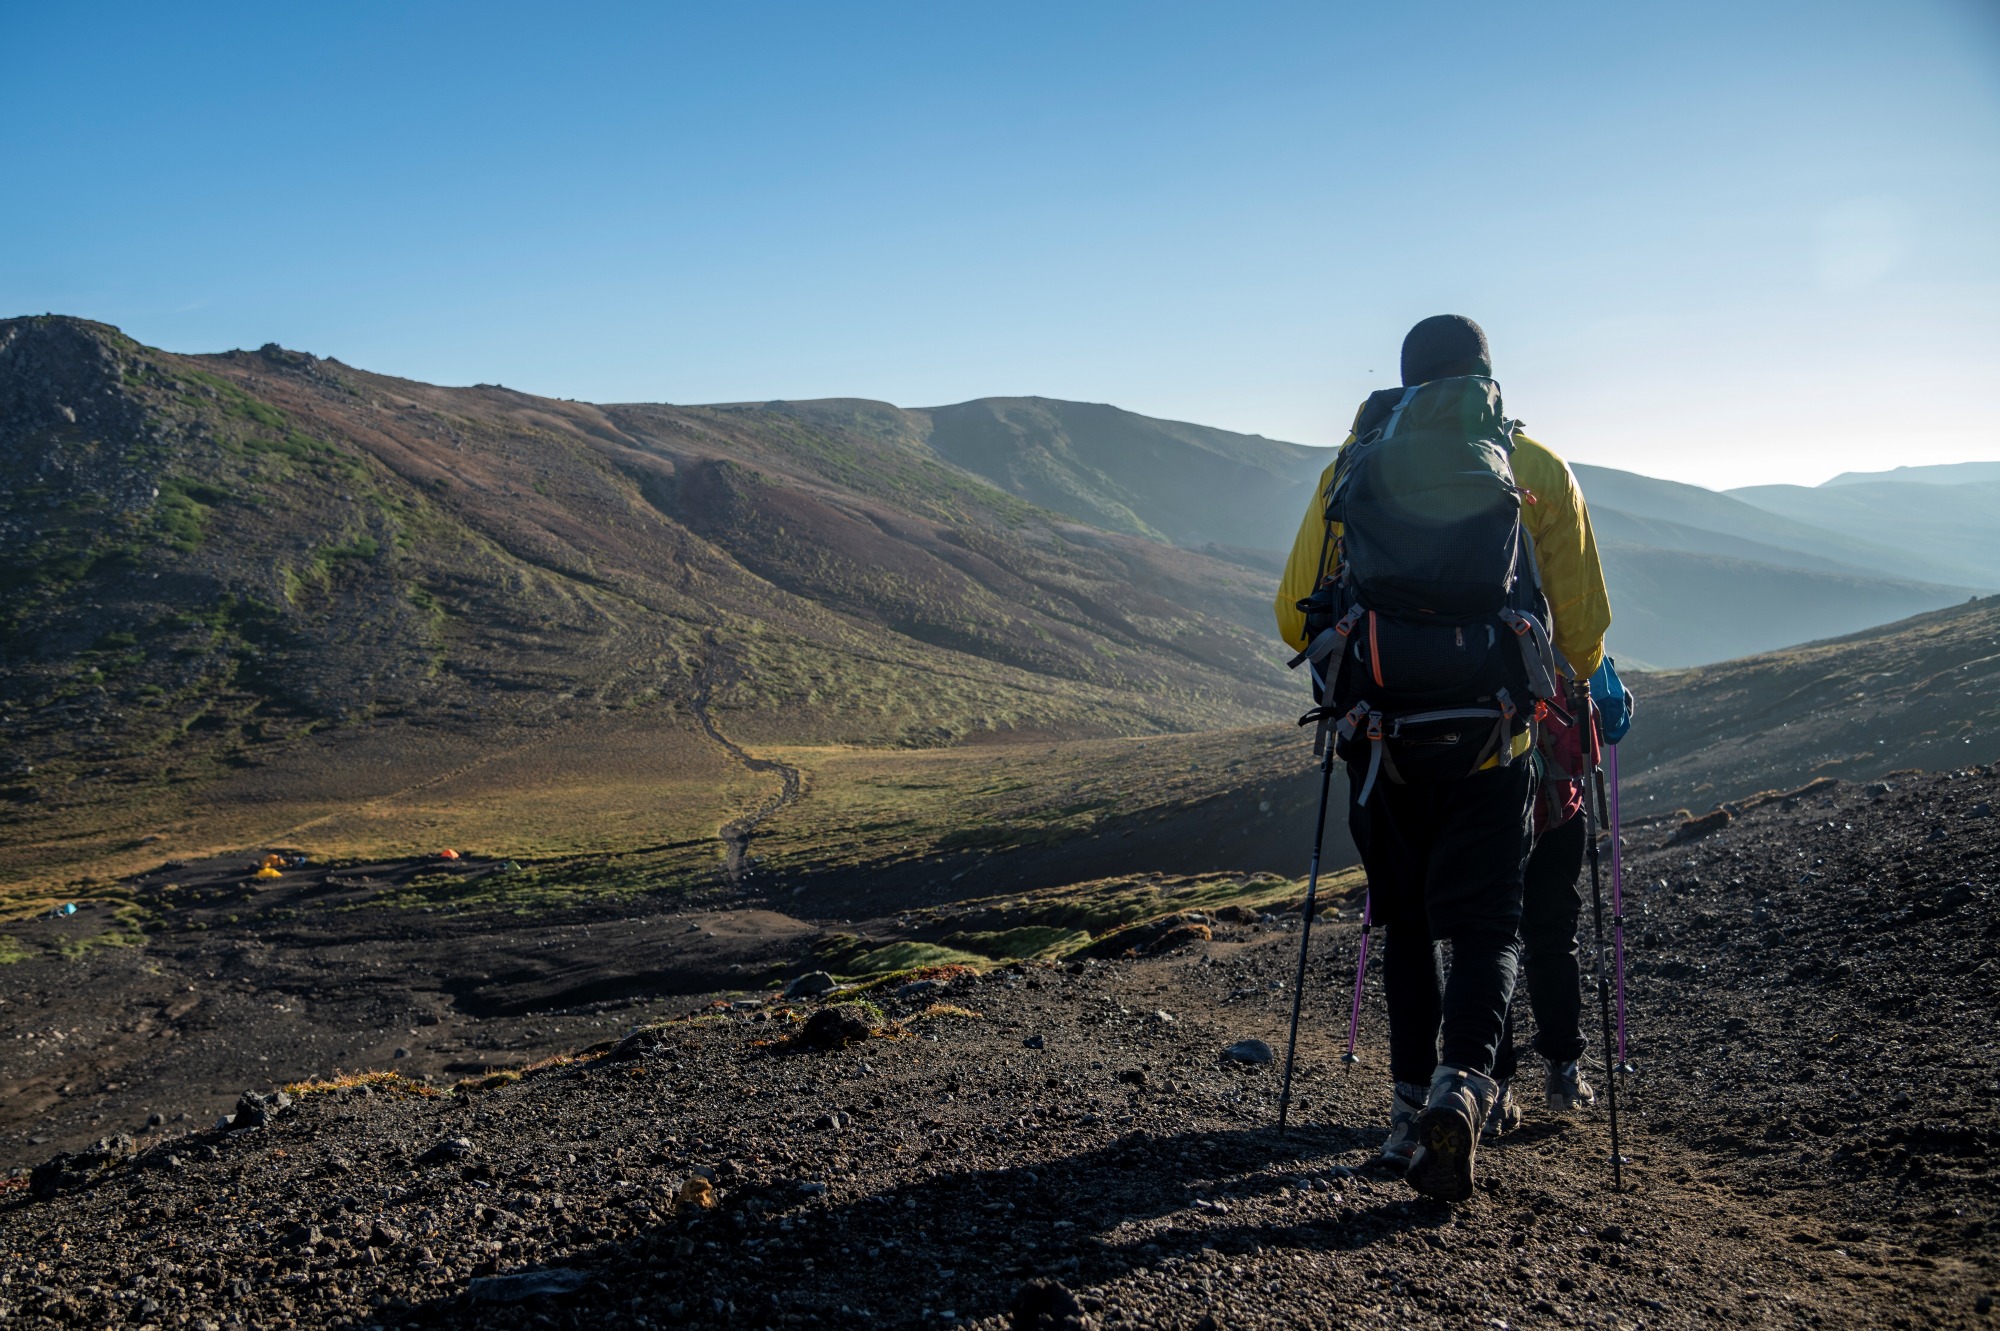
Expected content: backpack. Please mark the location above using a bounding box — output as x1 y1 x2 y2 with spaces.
1289 377 1560 802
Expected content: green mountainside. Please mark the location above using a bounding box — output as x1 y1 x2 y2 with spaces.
0 317 1296 826
710 395 1330 552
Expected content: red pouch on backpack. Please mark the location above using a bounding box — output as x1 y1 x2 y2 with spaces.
1534 696 1586 837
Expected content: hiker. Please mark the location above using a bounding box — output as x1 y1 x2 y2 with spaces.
1485 665 1612 1132
1274 314 1612 1201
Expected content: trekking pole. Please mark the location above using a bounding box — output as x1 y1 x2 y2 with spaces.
1605 743 1630 1072
1579 681 1626 1191
1341 892 1372 1065
1276 745 1336 1136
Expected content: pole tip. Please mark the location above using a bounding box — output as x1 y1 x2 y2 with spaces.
1340 1052 1359 1064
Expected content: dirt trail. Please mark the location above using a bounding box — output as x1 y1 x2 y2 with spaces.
691 635 804 880
1 764 1992 1330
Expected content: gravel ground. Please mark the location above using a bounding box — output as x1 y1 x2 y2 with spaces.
2 766 1994 1330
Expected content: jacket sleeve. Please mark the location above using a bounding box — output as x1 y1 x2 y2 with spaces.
1516 435 1611 678
1274 455 1344 651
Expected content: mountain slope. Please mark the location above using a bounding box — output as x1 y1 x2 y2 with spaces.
1727 478 2000 590
1571 462 1981 588
716 395 1331 553
1618 595 2000 808
0 318 1299 892
1591 539 1976 668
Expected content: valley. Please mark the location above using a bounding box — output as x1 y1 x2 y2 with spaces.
2 315 1997 1328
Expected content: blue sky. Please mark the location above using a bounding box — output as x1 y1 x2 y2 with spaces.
4 1 1996 487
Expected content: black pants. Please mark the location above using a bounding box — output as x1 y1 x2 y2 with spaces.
1493 812 1589 1081
1348 761 1535 1085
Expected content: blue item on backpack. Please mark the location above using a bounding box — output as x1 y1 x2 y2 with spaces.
1590 656 1633 744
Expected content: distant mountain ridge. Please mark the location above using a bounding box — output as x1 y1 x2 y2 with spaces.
710 395 1331 551
1726 476 2000 592
734 397 1991 668
1820 460 2000 487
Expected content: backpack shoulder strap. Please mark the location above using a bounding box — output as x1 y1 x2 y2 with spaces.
1379 384 1423 439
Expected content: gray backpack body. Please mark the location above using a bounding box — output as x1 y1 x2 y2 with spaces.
1289 377 1559 800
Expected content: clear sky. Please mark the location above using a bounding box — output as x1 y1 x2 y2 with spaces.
5 1 1996 488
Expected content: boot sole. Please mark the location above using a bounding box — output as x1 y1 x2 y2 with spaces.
1406 1107 1476 1202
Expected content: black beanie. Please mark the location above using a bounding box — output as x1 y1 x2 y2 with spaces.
1400 314 1491 386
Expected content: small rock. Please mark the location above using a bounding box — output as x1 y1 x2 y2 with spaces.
1222 1039 1275 1065
1023 1034 1046 1050
1864 782 1893 797
393 1046 411 1059
895 979 940 1001
369 1221 404 1248
231 1089 289 1129
784 971 839 999
1011 1277 1093 1331
813 1111 852 1132
1152 1010 1174 1024
798 1003 875 1050
1146 922 1212 953
419 1137 478 1165
1970 802 1993 819
30 1134 137 1199
145 1112 166 1128
605 1027 670 1062
1116 1068 1147 1087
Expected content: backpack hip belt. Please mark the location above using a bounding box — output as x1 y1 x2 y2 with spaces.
1339 688 1520 806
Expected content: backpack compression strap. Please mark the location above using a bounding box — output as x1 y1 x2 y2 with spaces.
1286 605 1365 672
1499 609 1559 700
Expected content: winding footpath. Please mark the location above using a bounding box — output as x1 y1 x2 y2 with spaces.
690 635 803 881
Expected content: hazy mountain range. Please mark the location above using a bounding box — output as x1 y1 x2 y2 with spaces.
725 396 1994 668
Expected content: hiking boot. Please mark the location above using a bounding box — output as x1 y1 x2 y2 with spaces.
1375 1081 1427 1173
1545 1059 1596 1113
1484 1078 1521 1139
1406 1065 1498 1202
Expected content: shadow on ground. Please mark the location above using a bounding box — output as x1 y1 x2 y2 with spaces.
389 1125 1446 1328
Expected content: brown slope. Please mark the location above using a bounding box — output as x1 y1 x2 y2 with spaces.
0 318 1296 895
1618 596 2000 811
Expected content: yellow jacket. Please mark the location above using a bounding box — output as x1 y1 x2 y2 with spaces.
1273 413 1611 679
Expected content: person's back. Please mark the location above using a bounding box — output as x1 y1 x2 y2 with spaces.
1273 314 1611 1201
